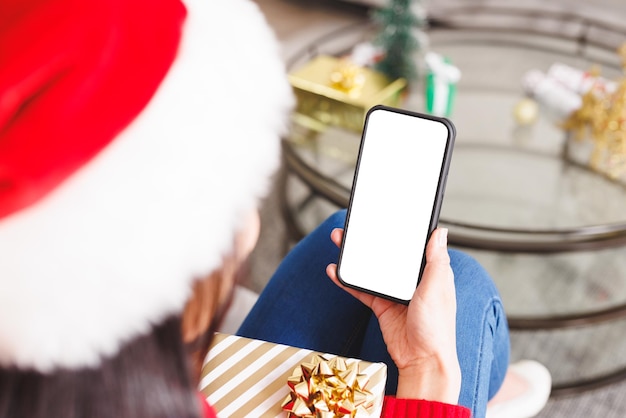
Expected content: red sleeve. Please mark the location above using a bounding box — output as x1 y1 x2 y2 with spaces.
197 392 218 418
381 396 471 418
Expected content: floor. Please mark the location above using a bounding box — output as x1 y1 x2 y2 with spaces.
244 0 626 416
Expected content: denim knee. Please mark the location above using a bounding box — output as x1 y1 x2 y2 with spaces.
450 248 509 340
451 249 510 412
449 249 502 303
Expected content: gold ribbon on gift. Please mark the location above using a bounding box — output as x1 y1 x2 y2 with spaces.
281 354 376 418
329 58 366 96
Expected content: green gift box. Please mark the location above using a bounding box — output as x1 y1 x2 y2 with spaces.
425 52 461 118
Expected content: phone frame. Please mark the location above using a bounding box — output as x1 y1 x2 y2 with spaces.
336 105 456 304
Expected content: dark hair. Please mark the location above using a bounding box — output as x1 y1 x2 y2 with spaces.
0 316 201 418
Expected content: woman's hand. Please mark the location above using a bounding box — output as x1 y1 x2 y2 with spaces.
326 228 461 404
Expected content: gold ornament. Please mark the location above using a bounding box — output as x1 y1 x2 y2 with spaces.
562 45 626 179
513 97 539 125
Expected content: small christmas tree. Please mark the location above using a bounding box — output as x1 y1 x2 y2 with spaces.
371 0 427 83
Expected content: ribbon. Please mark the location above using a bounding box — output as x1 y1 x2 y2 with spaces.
329 58 366 96
281 354 376 418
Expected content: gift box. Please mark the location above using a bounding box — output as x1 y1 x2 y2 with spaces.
424 52 460 118
288 55 406 132
199 333 387 417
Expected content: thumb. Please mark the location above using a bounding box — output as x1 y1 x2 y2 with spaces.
426 228 450 265
418 228 453 290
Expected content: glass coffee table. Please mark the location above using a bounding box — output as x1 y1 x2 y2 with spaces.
279 16 626 395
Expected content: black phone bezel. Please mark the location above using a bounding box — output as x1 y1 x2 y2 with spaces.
336 104 456 305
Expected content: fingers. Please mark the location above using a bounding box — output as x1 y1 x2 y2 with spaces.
326 229 380 308
325 228 344 291
325 263 343 289
326 262 377 308
327 227 453 307
330 228 343 248
332 226 449 266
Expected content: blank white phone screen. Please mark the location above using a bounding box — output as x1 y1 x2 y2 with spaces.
339 108 449 302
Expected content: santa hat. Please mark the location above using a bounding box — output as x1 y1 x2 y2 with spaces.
0 0 293 372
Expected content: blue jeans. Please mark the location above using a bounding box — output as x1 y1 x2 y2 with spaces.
237 210 509 418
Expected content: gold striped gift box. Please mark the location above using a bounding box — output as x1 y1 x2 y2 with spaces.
199 333 387 417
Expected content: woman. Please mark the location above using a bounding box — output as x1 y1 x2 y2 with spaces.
0 0 290 416
0 0 549 416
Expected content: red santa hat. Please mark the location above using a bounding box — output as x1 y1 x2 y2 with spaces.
0 0 293 372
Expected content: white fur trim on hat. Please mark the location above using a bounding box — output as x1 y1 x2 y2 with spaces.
0 0 294 372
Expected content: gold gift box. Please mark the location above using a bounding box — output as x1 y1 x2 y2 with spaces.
199 333 387 417
288 55 407 132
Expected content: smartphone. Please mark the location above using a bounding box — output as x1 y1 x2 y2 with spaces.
336 105 455 304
